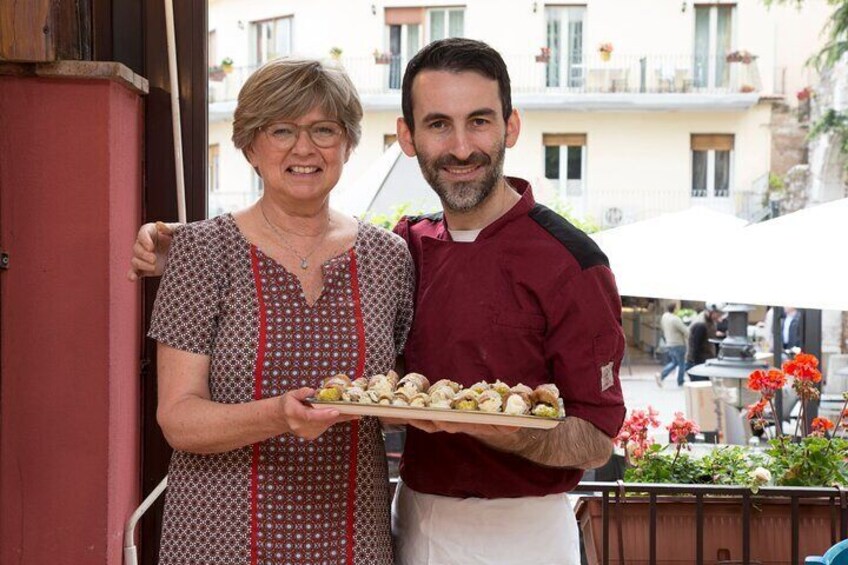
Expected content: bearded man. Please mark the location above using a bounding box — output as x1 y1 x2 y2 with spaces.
390 38 626 565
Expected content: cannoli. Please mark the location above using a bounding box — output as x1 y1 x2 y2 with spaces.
428 386 454 408
368 389 393 405
470 381 491 394
351 377 368 389
491 379 512 400
398 373 430 395
316 386 342 402
367 374 394 395
503 392 531 415
409 392 430 408
532 383 560 406
477 389 503 413
342 386 370 403
392 388 414 406
429 379 461 394
451 389 479 411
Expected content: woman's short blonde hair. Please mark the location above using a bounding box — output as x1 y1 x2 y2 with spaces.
232 58 363 157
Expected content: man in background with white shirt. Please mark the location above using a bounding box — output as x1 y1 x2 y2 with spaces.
656 303 689 387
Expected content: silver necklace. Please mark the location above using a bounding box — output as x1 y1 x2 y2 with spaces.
259 202 331 270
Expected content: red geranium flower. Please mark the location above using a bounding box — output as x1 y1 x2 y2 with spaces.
747 369 787 395
811 417 835 437
746 398 769 420
783 352 822 383
667 412 700 445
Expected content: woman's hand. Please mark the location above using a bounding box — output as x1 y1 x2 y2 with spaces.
127 221 178 281
280 388 359 440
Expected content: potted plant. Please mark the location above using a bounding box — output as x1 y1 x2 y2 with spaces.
577 352 848 564
535 46 551 63
373 49 392 64
208 66 226 82
221 57 234 74
598 42 614 62
726 49 756 64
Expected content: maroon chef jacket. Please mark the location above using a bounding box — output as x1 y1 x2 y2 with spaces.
394 179 626 499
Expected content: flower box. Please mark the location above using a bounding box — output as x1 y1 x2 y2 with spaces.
577 494 838 564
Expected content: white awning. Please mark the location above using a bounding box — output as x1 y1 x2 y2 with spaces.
720 198 848 311
590 207 747 303
591 200 848 311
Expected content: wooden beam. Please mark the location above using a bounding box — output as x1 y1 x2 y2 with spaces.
0 0 93 62
0 0 54 62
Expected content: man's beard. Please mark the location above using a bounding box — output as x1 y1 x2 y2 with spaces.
416 140 506 213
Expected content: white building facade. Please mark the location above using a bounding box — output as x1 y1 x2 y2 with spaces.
206 0 833 226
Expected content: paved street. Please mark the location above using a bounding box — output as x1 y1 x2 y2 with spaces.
620 348 688 436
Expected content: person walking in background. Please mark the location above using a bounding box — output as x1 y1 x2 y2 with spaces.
656 303 689 387
685 303 723 382
782 306 802 350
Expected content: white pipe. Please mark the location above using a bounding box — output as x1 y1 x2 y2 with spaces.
164 0 187 223
123 476 169 565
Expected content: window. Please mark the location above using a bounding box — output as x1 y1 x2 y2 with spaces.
252 16 292 65
691 134 733 198
384 7 464 89
208 144 220 193
546 6 585 88
428 8 464 41
694 5 733 89
544 134 586 197
385 8 425 89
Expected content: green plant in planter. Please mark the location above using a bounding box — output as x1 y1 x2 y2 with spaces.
616 352 848 491
746 352 848 486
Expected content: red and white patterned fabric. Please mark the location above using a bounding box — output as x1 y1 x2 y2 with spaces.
149 214 414 565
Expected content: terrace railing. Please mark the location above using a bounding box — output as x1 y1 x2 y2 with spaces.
575 481 847 565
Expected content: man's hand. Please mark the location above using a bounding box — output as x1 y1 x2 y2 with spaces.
127 221 177 281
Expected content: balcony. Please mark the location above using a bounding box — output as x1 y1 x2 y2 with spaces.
209 52 764 115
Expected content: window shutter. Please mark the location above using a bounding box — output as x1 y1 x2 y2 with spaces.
385 7 425 25
543 133 587 146
691 134 734 151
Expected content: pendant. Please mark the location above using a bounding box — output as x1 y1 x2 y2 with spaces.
300 258 309 270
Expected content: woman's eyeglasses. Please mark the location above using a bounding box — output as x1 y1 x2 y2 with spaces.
262 120 345 149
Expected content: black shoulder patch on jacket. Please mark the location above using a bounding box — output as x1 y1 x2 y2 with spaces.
529 204 609 270
404 211 444 224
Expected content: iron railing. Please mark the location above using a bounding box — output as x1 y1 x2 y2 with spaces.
575 481 847 565
207 53 763 104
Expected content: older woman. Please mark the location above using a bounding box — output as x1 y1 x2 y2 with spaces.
145 58 413 564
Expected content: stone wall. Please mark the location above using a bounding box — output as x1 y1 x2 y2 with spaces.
770 101 809 177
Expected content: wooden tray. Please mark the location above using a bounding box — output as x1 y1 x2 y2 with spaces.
306 399 564 430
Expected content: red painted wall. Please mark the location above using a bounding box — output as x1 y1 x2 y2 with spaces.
0 76 142 564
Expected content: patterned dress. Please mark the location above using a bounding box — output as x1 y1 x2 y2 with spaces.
149 214 414 565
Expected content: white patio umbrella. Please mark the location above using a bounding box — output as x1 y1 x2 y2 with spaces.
590 206 747 302
721 198 848 311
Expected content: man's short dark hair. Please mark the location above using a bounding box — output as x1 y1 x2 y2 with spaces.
667 303 676 314
401 38 513 133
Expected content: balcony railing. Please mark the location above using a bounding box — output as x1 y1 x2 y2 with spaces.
208 53 763 105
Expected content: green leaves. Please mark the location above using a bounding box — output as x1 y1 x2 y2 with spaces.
622 438 848 488
766 436 848 487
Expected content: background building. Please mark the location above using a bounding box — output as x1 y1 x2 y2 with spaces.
206 0 833 226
